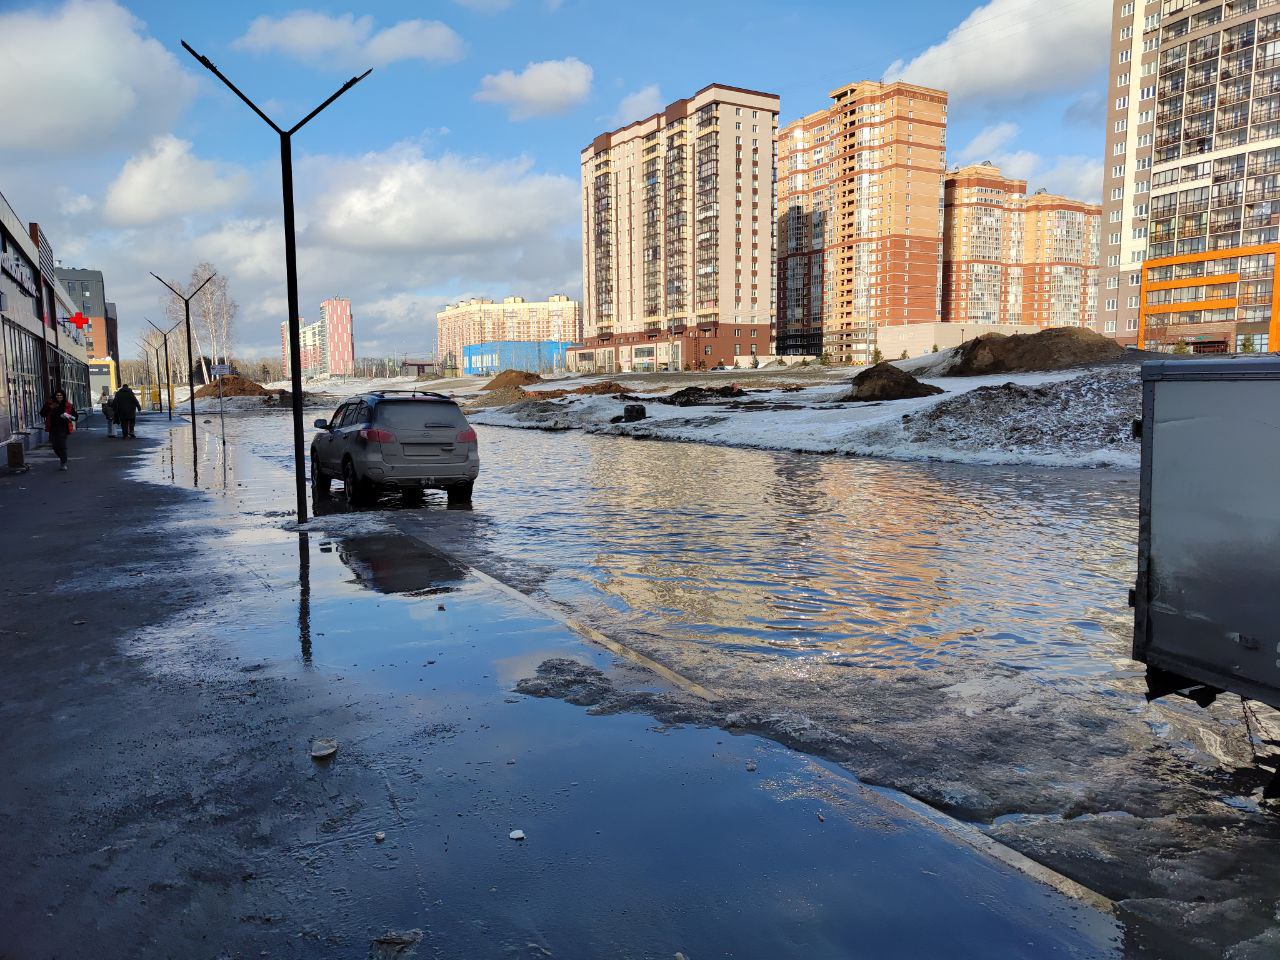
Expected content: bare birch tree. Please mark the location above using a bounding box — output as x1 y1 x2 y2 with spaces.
161 263 237 385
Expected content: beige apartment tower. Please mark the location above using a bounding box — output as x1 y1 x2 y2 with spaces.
436 295 581 370
574 83 780 372
776 80 948 362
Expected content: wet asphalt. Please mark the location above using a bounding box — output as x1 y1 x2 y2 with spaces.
0 413 1131 959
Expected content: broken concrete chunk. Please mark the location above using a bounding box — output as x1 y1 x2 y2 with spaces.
509 829 526 841
310 738 338 761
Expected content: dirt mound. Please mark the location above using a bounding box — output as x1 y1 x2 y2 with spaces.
194 375 271 398
662 385 748 407
535 380 632 400
572 380 628 396
483 370 542 391
947 327 1123 376
890 366 1140 456
843 362 943 402
465 386 531 409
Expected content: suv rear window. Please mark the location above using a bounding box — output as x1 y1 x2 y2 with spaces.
374 400 467 430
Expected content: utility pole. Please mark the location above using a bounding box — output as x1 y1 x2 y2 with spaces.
181 39 370 526
151 272 215 476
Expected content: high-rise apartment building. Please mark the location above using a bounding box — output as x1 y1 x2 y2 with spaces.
1022 191 1103 328
1100 0 1157 346
574 83 780 373
942 162 1028 325
1135 0 1280 354
436 294 581 370
776 80 948 363
942 163 1100 330
280 296 356 379
319 297 355 376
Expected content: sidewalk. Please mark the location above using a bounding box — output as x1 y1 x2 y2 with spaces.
0 413 1126 958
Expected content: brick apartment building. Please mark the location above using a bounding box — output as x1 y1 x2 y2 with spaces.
776 80 948 363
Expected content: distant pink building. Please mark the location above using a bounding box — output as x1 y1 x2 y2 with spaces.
280 296 356 379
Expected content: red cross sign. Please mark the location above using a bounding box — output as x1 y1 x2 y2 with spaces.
69 311 90 329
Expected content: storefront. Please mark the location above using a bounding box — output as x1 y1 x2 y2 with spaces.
1 193 89 446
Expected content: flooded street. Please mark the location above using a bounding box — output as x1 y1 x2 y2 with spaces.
225 410 1140 683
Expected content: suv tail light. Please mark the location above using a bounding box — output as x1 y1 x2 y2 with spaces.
456 427 477 444
359 427 397 444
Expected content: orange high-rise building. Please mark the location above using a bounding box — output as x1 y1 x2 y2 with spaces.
942 162 1028 326
776 80 948 363
942 163 1100 330
1021 191 1102 329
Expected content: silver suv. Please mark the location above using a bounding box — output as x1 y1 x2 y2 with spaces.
311 391 479 505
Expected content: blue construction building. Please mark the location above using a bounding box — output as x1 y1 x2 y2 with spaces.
462 340 575 376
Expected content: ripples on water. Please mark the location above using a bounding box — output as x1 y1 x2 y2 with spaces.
219 412 1139 683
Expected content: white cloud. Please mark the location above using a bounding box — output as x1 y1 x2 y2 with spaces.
0 0 195 153
884 0 1110 103
474 57 593 119
27 139 581 357
103 135 250 226
968 151 1102 204
59 194 97 217
1033 156 1104 202
612 85 663 127
233 11 464 68
308 143 577 254
957 122 1019 163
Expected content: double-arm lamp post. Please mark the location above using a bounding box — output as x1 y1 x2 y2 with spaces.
180 39 370 525
145 317 182 420
150 272 215 471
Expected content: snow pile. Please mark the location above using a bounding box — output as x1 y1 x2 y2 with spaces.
471 366 1141 469
853 366 1141 468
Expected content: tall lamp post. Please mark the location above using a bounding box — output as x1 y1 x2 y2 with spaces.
151 271 215 472
145 317 180 420
181 39 371 525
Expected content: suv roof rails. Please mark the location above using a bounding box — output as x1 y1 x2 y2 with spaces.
368 389 456 401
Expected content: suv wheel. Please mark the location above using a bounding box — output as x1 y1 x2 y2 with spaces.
311 453 331 497
446 481 474 506
342 459 372 506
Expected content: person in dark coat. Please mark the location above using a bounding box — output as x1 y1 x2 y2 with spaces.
114 383 141 438
100 387 117 438
40 388 79 470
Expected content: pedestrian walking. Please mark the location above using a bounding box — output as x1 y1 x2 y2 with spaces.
40 388 78 471
114 383 140 439
100 387 117 438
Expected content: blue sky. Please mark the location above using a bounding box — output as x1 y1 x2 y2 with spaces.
0 0 1111 359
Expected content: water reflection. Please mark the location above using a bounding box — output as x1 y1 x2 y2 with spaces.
331 533 467 596
298 531 312 663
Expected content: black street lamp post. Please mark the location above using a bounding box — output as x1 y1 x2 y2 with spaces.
145 317 181 420
180 39 370 525
151 272 215 472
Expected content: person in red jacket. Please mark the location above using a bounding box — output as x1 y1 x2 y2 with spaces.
40 388 78 471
